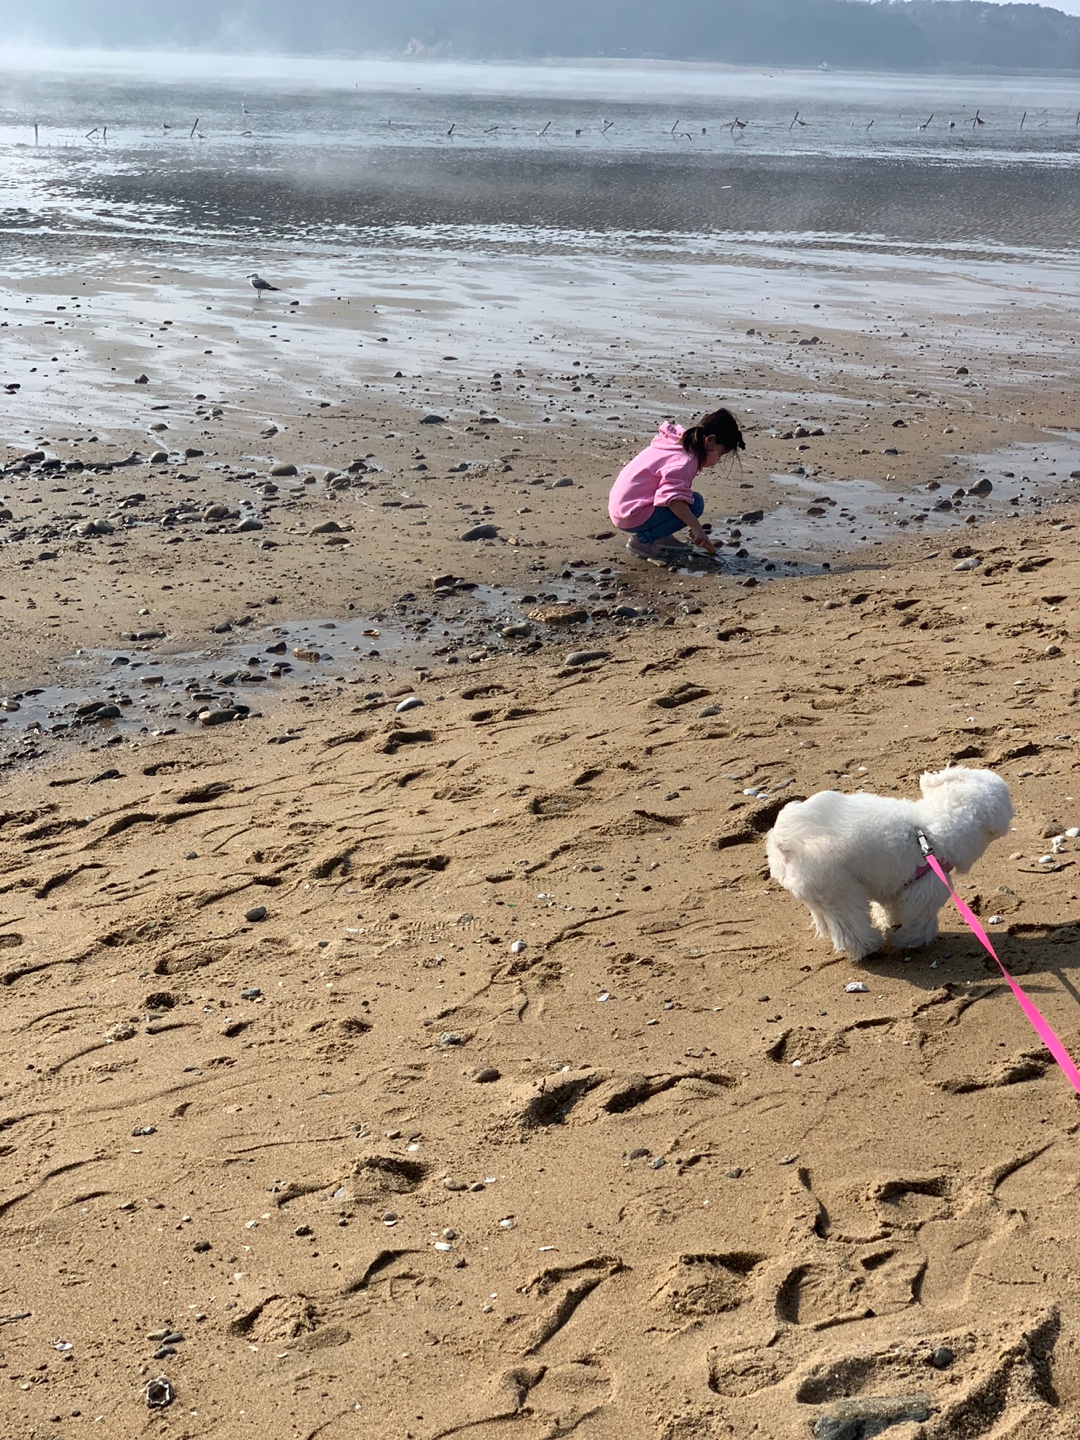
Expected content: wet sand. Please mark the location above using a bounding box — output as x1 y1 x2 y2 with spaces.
1 241 1078 701
3 124 1080 1438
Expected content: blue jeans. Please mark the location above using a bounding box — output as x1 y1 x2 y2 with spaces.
630 491 704 542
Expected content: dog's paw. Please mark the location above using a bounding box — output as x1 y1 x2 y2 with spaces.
887 925 939 951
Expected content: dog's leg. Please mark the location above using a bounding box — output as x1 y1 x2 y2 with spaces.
880 875 948 951
813 893 882 962
807 907 831 942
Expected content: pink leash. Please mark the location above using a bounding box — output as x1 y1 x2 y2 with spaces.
917 829 1080 1099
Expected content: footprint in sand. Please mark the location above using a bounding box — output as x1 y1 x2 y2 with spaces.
654 1251 767 1318
430 1359 613 1440
789 1309 1061 1439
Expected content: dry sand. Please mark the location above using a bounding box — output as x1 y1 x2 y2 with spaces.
2 274 1080 1439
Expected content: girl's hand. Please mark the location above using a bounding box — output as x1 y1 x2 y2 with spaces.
690 526 716 554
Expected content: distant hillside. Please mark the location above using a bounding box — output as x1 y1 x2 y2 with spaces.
901 0 1080 71
15 0 1080 72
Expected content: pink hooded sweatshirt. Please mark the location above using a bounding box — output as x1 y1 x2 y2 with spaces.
607 422 699 531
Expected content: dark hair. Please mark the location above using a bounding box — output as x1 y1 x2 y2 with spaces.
681 407 745 464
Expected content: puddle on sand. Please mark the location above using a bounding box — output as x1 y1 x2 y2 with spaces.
0 576 633 768
749 473 1002 555
717 433 1080 562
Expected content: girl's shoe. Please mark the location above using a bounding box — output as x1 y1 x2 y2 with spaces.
626 537 674 561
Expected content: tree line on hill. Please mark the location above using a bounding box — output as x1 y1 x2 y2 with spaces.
20 0 1080 72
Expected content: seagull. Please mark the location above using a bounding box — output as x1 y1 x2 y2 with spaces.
247 273 279 294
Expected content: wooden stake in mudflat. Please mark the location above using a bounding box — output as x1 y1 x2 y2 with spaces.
190 117 200 139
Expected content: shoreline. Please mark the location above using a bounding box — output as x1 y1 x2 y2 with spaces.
6 45 1080 91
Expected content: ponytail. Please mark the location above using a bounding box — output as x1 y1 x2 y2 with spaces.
680 407 745 464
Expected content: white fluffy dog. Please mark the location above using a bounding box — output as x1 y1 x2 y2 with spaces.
765 767 1013 961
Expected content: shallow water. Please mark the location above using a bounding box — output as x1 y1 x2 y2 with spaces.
757 434 1080 554
2 50 1078 254
3 49 1079 162
1 50 1077 451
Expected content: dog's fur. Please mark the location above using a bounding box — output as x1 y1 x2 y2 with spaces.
765 767 1013 961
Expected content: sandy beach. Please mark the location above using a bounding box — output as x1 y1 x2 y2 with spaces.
2 280 1080 1436
3 47 1080 1440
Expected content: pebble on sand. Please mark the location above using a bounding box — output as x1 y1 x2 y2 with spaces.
528 604 588 626
244 905 268 923
811 1394 932 1439
460 523 499 541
